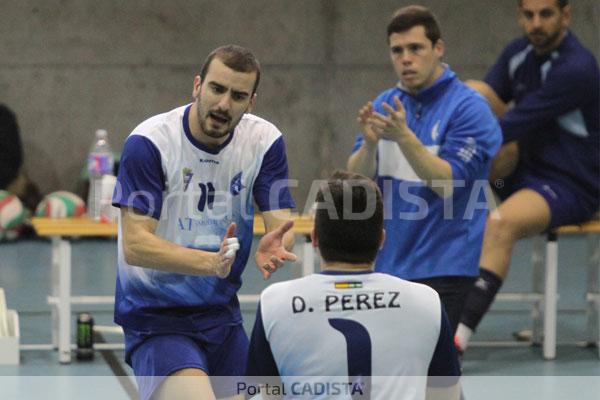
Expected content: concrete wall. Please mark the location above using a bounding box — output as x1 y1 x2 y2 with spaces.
1 0 598 208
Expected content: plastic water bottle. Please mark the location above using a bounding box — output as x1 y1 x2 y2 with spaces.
87 129 114 221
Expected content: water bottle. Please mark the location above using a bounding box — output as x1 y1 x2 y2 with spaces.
87 129 114 221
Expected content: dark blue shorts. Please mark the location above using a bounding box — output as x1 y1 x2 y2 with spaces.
496 169 596 229
125 324 249 400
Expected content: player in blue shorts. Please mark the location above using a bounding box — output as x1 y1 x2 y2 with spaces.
246 171 461 400
111 45 297 400
456 0 600 352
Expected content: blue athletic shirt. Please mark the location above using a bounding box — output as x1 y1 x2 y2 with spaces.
112 104 295 332
352 67 502 280
485 31 599 208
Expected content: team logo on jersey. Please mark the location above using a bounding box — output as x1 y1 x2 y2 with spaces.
334 281 363 289
431 120 440 141
182 168 193 192
229 172 245 196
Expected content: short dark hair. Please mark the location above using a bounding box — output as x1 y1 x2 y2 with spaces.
518 0 568 8
199 44 261 94
387 5 441 45
314 171 383 264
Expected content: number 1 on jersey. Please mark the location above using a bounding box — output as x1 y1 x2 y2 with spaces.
329 318 372 399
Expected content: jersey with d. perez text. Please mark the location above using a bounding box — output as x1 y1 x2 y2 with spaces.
247 271 460 400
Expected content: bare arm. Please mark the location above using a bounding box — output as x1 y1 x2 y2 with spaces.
120 207 236 277
465 79 509 117
370 98 453 197
255 209 297 280
262 209 295 251
347 142 378 178
347 102 381 178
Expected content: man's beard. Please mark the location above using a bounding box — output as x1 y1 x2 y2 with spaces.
200 109 231 139
196 100 244 139
528 27 561 51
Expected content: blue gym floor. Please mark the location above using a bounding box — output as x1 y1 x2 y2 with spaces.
0 236 598 399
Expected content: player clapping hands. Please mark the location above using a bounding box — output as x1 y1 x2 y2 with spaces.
357 101 381 145
362 96 415 144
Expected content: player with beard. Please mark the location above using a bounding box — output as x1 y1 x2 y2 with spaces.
112 45 296 400
456 0 599 353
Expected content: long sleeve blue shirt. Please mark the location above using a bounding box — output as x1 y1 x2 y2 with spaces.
353 67 501 280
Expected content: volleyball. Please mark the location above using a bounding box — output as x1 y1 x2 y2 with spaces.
0 190 27 241
35 191 86 218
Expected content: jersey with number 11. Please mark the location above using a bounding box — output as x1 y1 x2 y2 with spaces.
113 104 294 332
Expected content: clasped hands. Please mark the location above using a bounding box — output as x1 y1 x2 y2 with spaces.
358 96 412 144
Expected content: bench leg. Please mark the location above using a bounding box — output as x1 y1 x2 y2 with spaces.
302 235 315 277
51 237 60 349
585 234 599 357
543 234 558 360
58 238 72 364
532 236 545 345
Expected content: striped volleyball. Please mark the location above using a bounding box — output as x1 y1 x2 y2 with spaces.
0 190 27 240
35 191 86 218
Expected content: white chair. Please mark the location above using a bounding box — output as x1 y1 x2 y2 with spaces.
494 220 600 359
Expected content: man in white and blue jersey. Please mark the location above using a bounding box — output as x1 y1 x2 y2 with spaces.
347 5 502 333
456 0 599 353
246 171 461 400
111 45 296 400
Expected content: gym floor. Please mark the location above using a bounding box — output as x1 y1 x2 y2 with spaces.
0 235 598 399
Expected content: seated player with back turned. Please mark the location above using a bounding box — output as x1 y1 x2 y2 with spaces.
245 171 460 400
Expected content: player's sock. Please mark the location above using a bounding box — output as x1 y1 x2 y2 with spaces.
458 268 503 348
455 324 472 352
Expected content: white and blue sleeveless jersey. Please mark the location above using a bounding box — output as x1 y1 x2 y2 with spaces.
352 67 502 280
112 104 294 332
247 271 460 400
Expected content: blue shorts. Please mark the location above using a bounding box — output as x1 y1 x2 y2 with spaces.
125 324 249 400
497 169 596 229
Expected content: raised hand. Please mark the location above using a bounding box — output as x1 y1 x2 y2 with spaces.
357 102 381 144
369 96 411 143
255 220 297 280
214 223 239 279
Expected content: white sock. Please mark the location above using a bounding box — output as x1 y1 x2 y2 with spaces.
455 323 473 351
